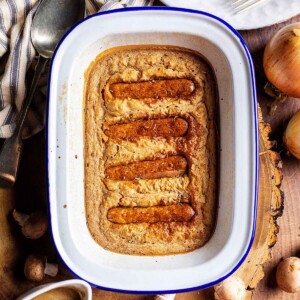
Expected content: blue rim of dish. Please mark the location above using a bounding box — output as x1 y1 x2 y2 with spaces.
46 6 259 295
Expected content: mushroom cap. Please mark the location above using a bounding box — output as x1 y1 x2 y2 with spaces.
22 211 48 239
276 257 300 293
214 275 246 300
24 254 46 282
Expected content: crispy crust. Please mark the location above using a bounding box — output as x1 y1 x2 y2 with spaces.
84 46 217 255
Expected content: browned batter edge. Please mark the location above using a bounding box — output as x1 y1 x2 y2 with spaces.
84 45 218 255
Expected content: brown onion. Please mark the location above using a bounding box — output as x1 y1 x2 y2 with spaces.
283 109 300 159
263 23 300 98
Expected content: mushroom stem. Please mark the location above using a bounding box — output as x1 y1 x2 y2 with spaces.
13 210 48 239
44 262 58 277
154 295 176 300
24 254 58 282
12 209 29 226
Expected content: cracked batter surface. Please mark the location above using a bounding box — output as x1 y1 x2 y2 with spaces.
84 46 218 255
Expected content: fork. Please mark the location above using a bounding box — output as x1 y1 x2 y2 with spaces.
232 0 269 13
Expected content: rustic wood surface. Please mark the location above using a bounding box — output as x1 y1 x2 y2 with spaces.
242 14 300 300
0 7 300 300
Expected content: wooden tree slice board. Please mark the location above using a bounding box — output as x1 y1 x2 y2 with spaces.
0 104 283 300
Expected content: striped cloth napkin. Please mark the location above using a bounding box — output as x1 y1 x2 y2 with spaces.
0 0 154 139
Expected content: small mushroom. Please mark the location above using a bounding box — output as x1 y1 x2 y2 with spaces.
154 295 176 300
276 257 300 293
24 254 58 282
13 209 48 239
214 276 246 300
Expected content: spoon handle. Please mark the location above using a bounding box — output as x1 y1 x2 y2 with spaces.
0 56 48 188
16 56 48 134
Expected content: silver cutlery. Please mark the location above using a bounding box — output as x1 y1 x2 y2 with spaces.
232 0 269 13
0 0 85 188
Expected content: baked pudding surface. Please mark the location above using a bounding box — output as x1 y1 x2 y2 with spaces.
84 46 217 255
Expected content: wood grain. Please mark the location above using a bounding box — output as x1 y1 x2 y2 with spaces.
0 108 281 300
240 14 300 300
0 8 299 300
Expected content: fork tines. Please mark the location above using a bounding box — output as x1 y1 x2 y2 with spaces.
232 0 269 14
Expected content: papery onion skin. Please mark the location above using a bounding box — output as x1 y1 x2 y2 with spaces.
283 110 300 160
263 23 300 98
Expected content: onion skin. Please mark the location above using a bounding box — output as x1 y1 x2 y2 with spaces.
263 23 300 98
283 110 300 160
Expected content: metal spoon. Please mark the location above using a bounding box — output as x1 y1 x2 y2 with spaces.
0 0 85 188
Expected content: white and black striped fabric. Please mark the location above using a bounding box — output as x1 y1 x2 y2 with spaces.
0 0 153 139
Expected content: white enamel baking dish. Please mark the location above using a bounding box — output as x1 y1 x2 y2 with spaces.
47 7 258 294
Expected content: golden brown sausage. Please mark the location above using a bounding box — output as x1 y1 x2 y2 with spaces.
105 118 188 139
107 204 195 224
105 156 187 180
108 79 195 100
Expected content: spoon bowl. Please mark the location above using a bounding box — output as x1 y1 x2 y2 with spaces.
32 0 86 58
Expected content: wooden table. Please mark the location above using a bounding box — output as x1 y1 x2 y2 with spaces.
1 7 300 300
242 14 300 300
